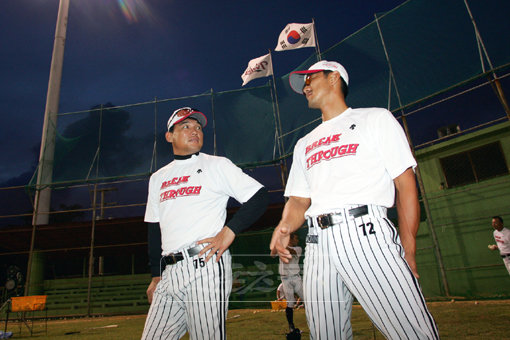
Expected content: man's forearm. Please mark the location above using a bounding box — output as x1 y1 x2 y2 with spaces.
397 194 419 257
277 196 311 232
227 187 269 234
148 223 163 277
394 168 420 257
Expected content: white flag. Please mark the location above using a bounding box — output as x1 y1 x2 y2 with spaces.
241 53 273 86
275 22 316 51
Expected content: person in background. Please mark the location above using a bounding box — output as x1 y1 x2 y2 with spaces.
488 216 510 275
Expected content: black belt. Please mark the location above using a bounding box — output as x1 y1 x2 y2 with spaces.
501 254 510 259
162 245 203 266
309 205 369 229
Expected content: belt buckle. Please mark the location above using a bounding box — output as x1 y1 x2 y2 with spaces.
166 253 178 265
317 214 332 229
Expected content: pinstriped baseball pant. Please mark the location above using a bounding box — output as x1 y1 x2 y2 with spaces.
281 274 304 308
303 205 439 339
141 250 232 340
502 256 510 275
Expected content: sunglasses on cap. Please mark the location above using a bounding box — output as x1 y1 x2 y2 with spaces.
172 107 199 117
167 107 207 131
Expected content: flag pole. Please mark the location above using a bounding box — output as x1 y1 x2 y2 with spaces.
268 49 288 186
312 18 322 61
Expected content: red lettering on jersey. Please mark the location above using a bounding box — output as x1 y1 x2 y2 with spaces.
160 185 202 202
347 144 358 153
160 176 190 190
306 143 359 169
305 133 342 155
337 144 347 156
330 146 339 157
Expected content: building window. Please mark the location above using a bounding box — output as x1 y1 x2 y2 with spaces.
440 142 509 188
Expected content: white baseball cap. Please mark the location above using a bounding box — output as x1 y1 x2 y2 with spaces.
167 107 207 131
289 60 349 94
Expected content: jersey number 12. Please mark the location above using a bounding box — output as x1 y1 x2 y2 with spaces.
358 222 375 236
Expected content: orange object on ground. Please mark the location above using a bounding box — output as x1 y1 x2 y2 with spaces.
271 299 287 311
10 295 47 312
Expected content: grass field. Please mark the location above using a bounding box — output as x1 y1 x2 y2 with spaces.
3 300 510 339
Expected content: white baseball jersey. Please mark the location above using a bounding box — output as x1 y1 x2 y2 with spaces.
493 227 510 275
145 152 263 254
279 246 302 277
142 152 263 340
285 107 416 217
279 246 304 308
493 227 510 254
285 107 439 339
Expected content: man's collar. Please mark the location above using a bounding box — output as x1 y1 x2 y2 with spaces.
174 152 199 160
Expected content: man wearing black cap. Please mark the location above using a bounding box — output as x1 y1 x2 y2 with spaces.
270 61 439 339
141 107 268 339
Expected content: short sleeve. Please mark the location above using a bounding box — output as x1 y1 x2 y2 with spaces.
370 109 417 179
216 158 263 203
144 174 160 222
284 139 311 198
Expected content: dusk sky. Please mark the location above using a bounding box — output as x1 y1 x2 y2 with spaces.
0 0 411 185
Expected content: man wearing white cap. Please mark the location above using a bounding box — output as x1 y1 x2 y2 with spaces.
142 107 268 339
270 61 439 339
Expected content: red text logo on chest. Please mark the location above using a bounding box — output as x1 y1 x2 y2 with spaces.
160 186 202 202
160 176 190 190
305 134 342 155
306 144 359 169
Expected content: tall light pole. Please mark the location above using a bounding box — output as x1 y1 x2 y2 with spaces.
25 0 70 295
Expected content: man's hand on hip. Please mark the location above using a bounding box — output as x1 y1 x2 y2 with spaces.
197 226 235 263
